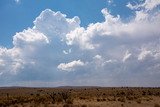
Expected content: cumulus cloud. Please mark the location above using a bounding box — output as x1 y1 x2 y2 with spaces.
0 1 160 87
127 0 160 11
57 60 85 72
138 49 152 61
13 28 49 47
33 9 80 38
93 55 102 60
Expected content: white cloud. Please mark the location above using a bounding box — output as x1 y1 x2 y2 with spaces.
57 60 85 72
135 11 148 21
0 0 160 86
143 0 160 11
93 55 102 60
33 9 80 38
123 51 132 62
126 2 137 10
127 0 160 11
13 28 49 47
63 49 71 55
138 49 153 61
107 0 113 5
66 6 160 52
0 47 23 75
15 0 20 3
66 27 95 50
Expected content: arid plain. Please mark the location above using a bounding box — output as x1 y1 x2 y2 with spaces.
0 87 160 107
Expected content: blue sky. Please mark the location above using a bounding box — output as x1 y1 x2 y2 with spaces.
0 0 160 87
0 0 135 47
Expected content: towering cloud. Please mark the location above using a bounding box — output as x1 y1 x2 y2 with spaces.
0 0 160 87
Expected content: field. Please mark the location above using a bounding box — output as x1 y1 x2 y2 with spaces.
0 87 160 107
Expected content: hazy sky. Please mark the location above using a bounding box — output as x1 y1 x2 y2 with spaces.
0 0 160 87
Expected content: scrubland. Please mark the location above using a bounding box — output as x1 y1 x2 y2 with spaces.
0 87 160 107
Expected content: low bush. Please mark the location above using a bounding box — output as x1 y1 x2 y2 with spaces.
81 104 87 107
117 97 126 102
154 103 160 107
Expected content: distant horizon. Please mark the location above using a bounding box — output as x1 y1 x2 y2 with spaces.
0 85 160 88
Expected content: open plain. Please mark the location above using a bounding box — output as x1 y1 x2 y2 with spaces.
0 87 160 107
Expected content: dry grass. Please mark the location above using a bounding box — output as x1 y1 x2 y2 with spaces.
0 87 159 107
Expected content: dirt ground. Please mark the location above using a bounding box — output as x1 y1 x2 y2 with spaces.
0 87 160 107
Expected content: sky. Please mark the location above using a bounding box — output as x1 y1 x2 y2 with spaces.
0 0 160 87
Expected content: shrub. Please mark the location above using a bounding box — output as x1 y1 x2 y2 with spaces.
154 104 160 107
66 98 73 104
107 97 116 101
48 92 73 104
126 96 134 100
121 104 124 107
136 99 141 104
34 96 46 104
0 101 6 107
79 97 86 100
63 104 73 107
102 98 106 101
118 97 126 102
61 92 71 103
120 91 125 96
97 99 101 102
81 104 87 107
97 98 106 102
48 92 56 104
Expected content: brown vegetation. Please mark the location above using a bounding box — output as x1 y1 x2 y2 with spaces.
0 87 159 107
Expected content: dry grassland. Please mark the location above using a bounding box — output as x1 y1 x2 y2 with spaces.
0 87 160 107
